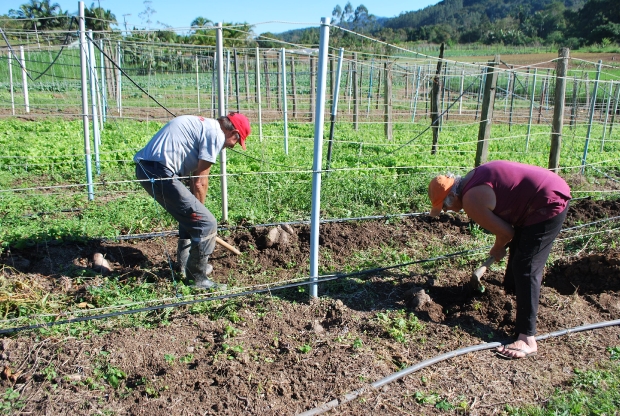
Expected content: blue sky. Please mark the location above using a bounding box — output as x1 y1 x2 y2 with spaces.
3 0 438 35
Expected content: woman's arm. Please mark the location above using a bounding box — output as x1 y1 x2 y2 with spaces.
462 185 515 261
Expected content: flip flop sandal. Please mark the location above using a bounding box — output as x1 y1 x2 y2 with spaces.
495 346 537 360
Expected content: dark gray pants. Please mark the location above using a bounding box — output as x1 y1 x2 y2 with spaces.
135 161 217 255
505 205 568 336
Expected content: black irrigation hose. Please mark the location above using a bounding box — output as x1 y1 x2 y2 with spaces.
2 199 618 335
87 33 176 118
0 246 487 336
109 211 429 241
0 18 76 82
298 318 620 416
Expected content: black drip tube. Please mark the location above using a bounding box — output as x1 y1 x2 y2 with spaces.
298 319 620 416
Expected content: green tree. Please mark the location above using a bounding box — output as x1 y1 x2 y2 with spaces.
8 0 68 30
568 0 620 44
84 2 117 34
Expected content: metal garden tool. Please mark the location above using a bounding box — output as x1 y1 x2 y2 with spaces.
470 256 494 293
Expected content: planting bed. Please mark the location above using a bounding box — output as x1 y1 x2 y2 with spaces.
0 197 619 414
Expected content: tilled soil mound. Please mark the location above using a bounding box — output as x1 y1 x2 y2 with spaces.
0 197 619 415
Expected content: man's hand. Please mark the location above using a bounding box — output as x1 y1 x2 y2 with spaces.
190 159 212 204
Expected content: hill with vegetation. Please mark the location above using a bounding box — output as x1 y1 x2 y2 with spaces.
272 0 618 49
1 0 619 49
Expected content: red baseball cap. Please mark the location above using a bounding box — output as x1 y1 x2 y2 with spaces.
227 112 251 150
428 175 455 217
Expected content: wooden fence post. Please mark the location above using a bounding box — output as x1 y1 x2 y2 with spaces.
431 43 444 154
549 48 569 172
475 55 499 167
384 61 393 141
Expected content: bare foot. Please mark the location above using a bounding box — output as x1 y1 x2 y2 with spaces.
496 334 537 359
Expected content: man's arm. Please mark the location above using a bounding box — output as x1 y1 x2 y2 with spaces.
190 159 213 204
462 185 515 261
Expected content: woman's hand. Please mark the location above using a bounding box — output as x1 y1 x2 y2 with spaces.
489 244 507 262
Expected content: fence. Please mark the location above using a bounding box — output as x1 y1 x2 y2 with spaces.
1 13 620 249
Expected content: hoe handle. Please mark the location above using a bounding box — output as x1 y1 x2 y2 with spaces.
216 237 241 255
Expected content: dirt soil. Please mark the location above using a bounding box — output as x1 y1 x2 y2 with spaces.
1 197 619 415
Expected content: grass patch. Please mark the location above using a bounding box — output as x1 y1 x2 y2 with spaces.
507 349 620 415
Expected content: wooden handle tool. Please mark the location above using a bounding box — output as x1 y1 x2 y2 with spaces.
216 237 241 255
470 256 494 293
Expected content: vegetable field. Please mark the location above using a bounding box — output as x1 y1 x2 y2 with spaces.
1 20 620 414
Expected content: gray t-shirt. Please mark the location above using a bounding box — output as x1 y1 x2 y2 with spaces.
134 115 225 176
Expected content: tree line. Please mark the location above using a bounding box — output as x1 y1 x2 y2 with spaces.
1 0 619 49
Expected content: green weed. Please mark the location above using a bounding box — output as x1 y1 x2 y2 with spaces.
0 388 24 414
506 360 620 415
376 310 425 343
297 343 312 354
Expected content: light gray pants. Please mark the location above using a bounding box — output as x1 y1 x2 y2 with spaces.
135 161 217 256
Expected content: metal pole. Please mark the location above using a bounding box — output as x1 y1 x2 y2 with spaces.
233 48 240 112
508 70 516 130
366 58 373 117
326 48 344 172
609 83 620 138
309 17 331 299
255 47 263 142
8 52 15 115
78 2 94 200
474 67 484 121
93 41 103 132
458 69 464 115
412 66 421 123
581 60 602 173
281 48 289 155
601 81 613 151
99 39 106 123
116 41 122 117
88 30 101 175
216 23 228 221
225 49 230 114
526 68 538 151
195 55 200 113
19 46 30 113
211 52 216 118
352 53 358 130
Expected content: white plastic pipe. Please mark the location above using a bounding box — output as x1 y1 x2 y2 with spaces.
99 39 107 123
78 2 94 200
255 47 263 142
87 30 101 175
281 48 289 155
19 46 29 113
216 23 228 221
526 68 538 151
8 52 15 115
309 17 331 298
581 60 602 173
116 41 122 116
196 54 200 113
